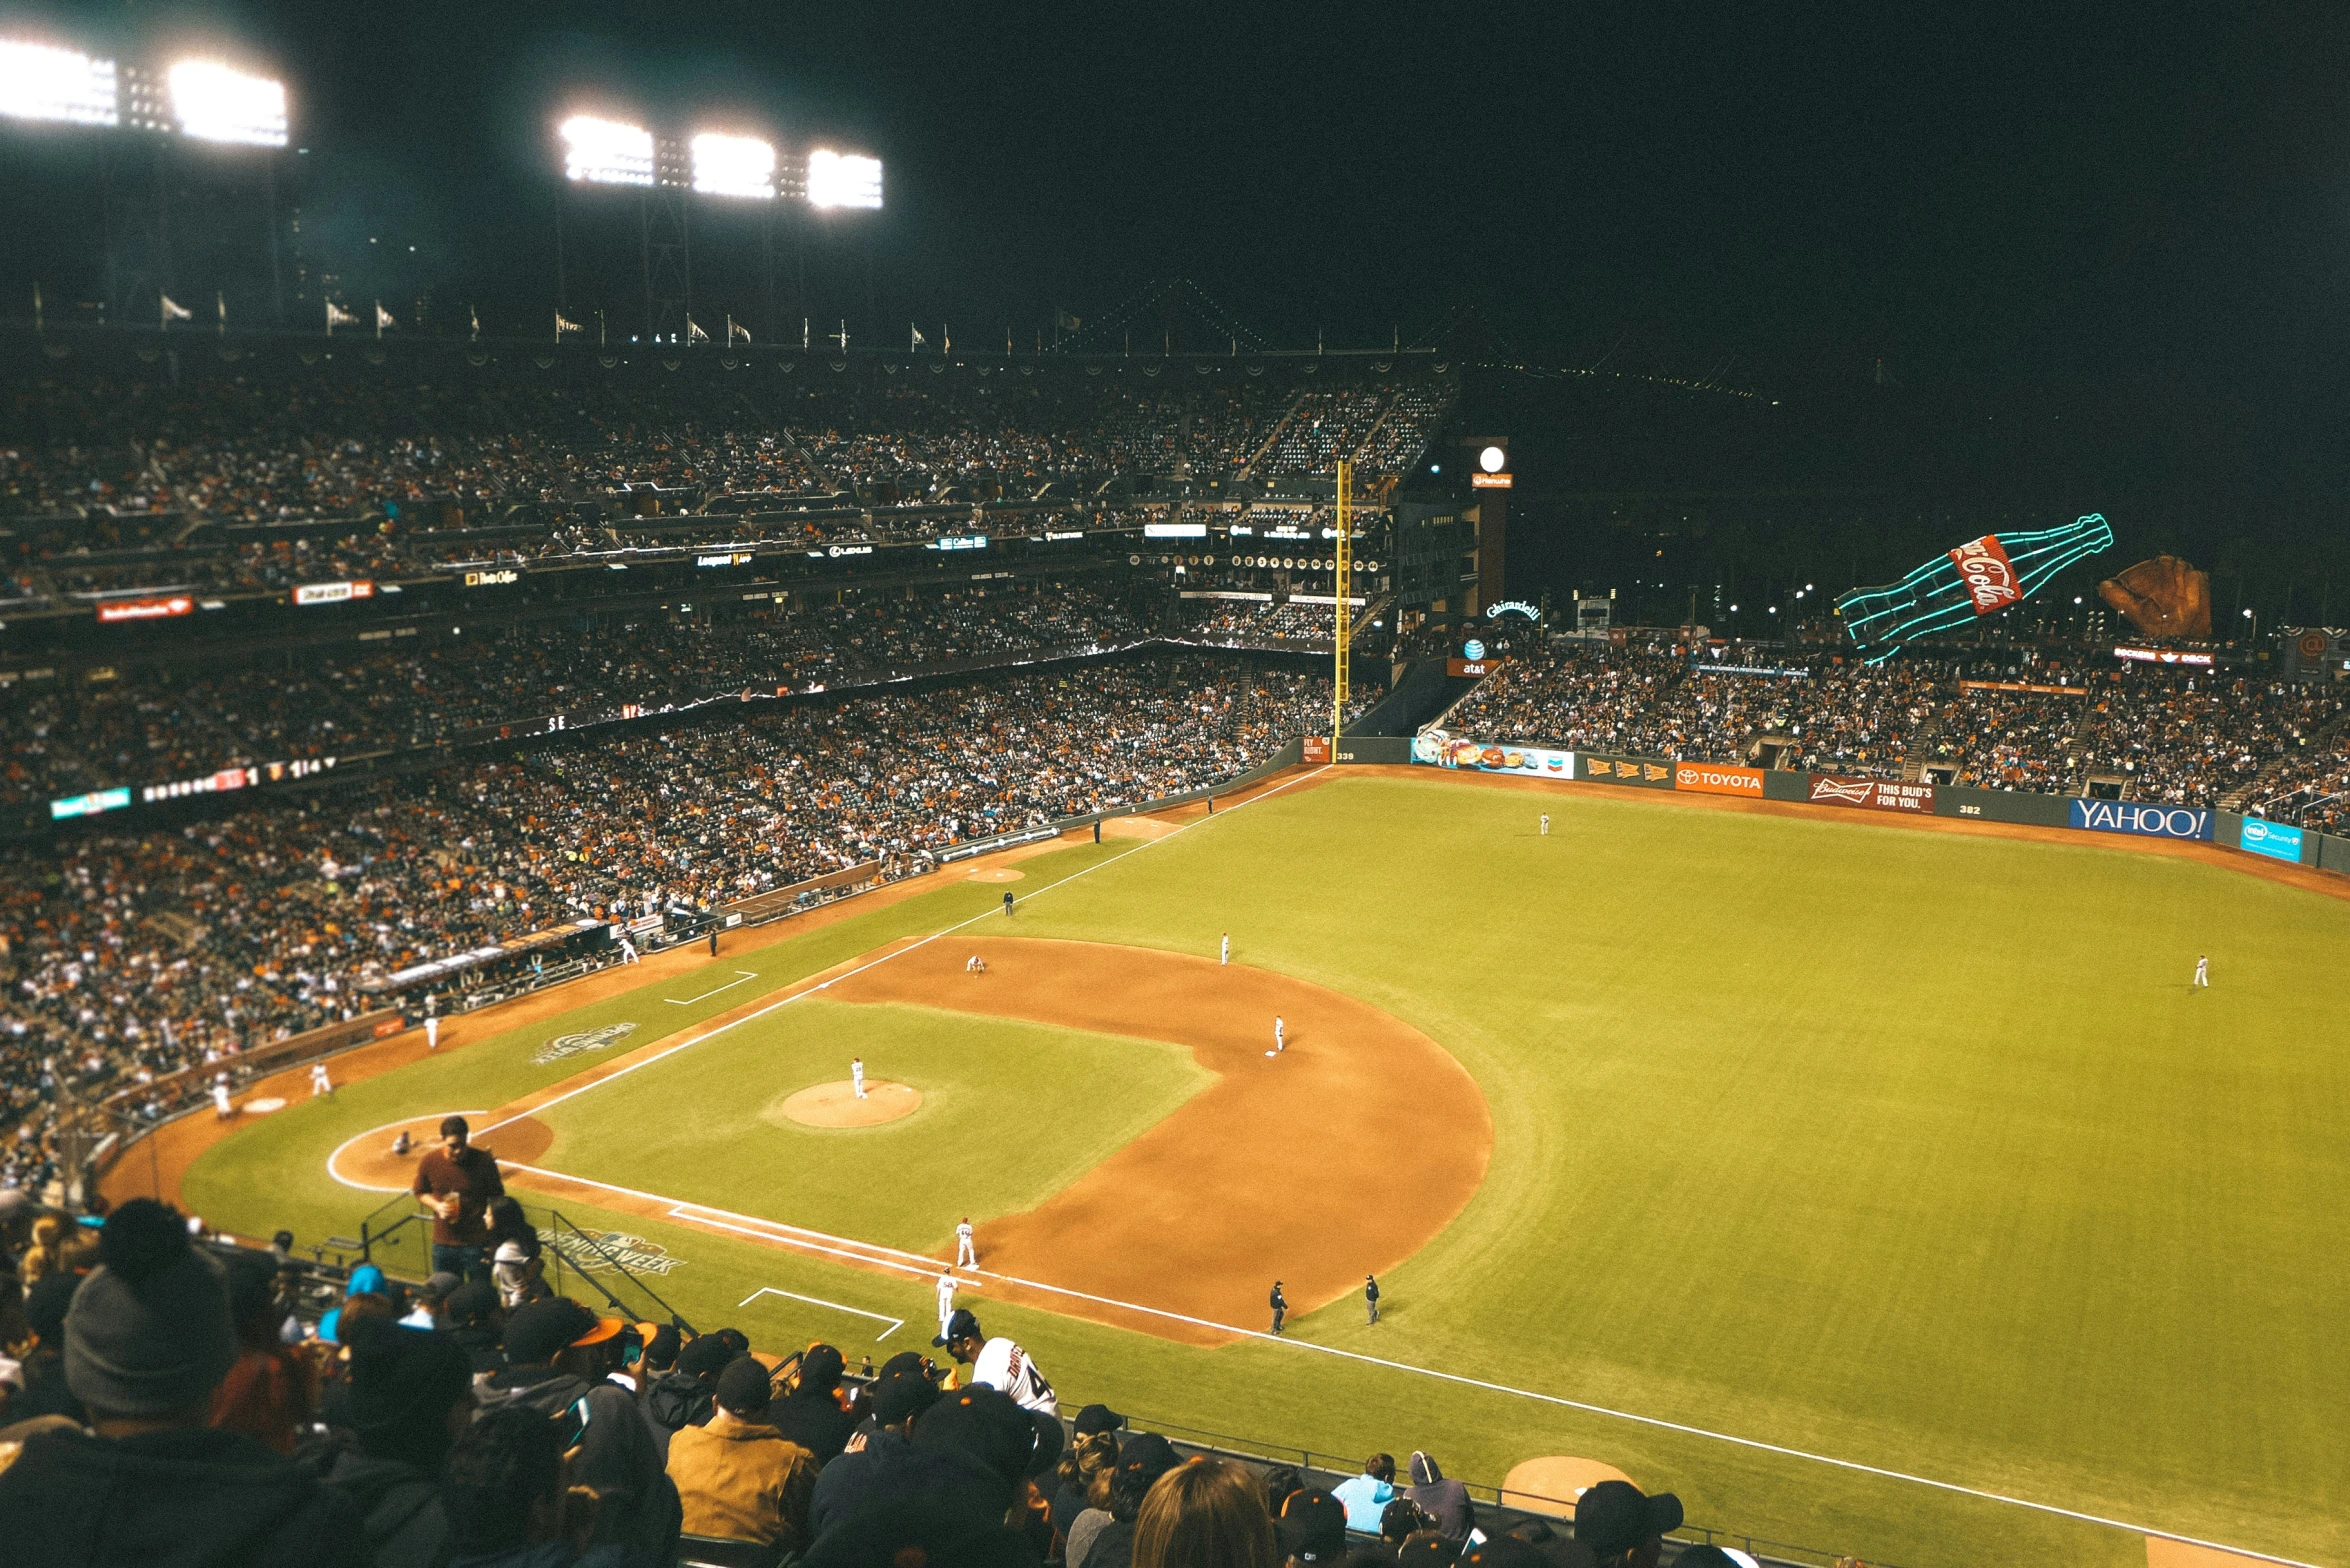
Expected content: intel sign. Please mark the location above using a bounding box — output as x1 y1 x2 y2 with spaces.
2238 818 2305 864
2067 799 2214 842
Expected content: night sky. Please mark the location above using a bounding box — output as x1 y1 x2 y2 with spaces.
6 2 2350 590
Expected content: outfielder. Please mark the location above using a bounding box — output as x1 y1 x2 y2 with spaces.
956 1216 977 1269
851 1057 867 1099
1540 812 1550 836
2193 953 2210 989
1220 932 1230 966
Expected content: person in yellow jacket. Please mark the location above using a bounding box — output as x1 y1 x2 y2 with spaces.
665 1356 818 1551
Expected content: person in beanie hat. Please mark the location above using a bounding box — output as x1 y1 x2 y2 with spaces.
768 1341 855 1461
804 1384 1060 1567
304 1315 476 1568
0 1198 362 1566
664 1353 818 1551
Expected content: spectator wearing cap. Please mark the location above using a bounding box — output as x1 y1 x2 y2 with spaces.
208 1250 316 1455
319 1263 390 1345
1572 1480 1682 1568
808 1363 941 1540
665 1354 818 1551
1073 1428 1182 1568
1050 1405 1123 1550
1332 1452 1398 1534
1406 1451 1476 1544
411 1115 504 1283
768 1341 857 1462
804 1383 1062 1567
442 1276 506 1380
0 1199 363 1566
1136 1455 1279 1568
1274 1484 1348 1566
645 1332 733 1454
307 1315 476 1568
935 1305 1058 1415
399 1271 462 1330
1381 1496 1435 1552
489 1296 680 1563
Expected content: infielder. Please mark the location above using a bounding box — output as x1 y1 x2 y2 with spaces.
309 1062 333 1098
1267 1015 1284 1058
424 1014 440 1051
956 1216 977 1269
851 1057 867 1099
1220 932 1230 966
1268 1280 1287 1335
935 1269 959 1337
2193 953 2210 989
211 1075 233 1120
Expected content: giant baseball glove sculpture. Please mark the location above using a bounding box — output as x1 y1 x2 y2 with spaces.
2096 555 2211 640
1835 513 2114 662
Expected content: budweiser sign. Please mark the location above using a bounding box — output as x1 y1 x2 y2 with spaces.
1947 535 2022 615
1808 775 1935 813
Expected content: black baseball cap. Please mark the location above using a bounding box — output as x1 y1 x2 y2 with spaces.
933 1307 982 1347
1276 1488 1348 1564
1572 1480 1684 1558
1073 1403 1126 1435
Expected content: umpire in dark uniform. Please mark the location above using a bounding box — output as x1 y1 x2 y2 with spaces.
1269 1280 1287 1335
1365 1274 1380 1325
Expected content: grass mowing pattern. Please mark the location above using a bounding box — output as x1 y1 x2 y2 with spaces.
184 778 2350 1567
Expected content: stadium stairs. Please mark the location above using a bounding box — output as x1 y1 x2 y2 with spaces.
1354 656 1470 737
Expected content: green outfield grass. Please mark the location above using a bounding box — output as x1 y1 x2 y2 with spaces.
181 775 2350 1567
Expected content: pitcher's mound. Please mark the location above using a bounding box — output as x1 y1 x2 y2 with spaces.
773 1080 922 1128
1501 1457 1636 1517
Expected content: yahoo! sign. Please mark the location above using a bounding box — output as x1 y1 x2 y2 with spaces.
2067 799 2213 842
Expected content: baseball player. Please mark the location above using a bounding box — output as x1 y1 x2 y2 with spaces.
956 1216 977 1270
935 1308 1056 1415
852 1057 867 1099
1268 1280 1287 1335
211 1074 233 1120
1220 932 1230 966
966 953 987 974
424 1014 440 1051
1540 812 1550 836
2193 953 2210 989
1365 1274 1380 1325
935 1269 959 1337
619 933 640 964
1266 1015 1285 1058
309 1062 333 1098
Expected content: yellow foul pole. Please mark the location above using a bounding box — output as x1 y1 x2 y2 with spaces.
1332 459 1351 748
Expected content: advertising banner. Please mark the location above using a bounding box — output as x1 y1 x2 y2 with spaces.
1410 730 1572 778
1808 775 1936 813
2238 818 2305 864
292 580 374 606
2067 799 2214 841
1675 762 1765 797
95 594 194 623
1447 657 1500 678
1948 534 2024 614
1302 735 1331 764
1576 753 1676 789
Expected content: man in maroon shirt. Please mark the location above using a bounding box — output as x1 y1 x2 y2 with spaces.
412 1114 504 1281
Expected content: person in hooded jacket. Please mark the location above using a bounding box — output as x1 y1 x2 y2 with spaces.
641 1331 732 1457
305 1316 477 1568
0 1199 364 1568
486 1297 679 1567
802 1382 1060 1567
766 1342 856 1462
1406 1451 1477 1545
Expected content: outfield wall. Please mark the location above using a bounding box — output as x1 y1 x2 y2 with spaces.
1411 739 2350 882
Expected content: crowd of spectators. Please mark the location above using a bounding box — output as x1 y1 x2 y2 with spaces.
2239 734 2350 829
1437 641 2348 801
1 578 1161 809
0 1195 1706 1566
2 654 1360 1187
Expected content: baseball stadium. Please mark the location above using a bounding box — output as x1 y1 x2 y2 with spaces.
3 16 2348 1568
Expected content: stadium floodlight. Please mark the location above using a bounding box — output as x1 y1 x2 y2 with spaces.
167 60 286 146
0 40 119 126
561 113 654 186
691 131 775 199
806 148 882 209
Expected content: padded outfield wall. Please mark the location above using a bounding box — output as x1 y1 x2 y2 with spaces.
1397 735 2350 876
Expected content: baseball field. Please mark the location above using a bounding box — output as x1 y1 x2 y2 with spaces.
159 768 2350 1567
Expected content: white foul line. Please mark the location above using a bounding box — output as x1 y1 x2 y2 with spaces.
665 970 760 1006
475 764 1333 1139
502 1157 2324 1568
738 1285 903 1340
